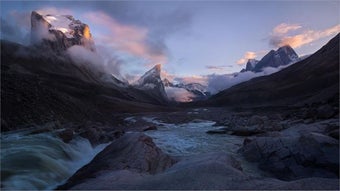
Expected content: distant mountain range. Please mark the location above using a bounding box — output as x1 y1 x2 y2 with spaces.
207 33 339 107
241 45 299 73
162 78 210 101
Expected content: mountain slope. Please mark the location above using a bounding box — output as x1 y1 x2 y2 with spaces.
208 34 339 107
1 40 172 131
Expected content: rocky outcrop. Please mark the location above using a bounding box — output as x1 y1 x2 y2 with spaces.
57 133 176 189
31 11 95 52
240 131 339 180
59 151 339 190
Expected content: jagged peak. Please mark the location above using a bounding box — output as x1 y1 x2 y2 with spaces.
136 64 162 86
31 11 95 52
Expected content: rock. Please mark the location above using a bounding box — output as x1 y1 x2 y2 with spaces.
112 130 124 138
207 126 265 136
59 151 339 190
240 132 339 180
247 115 266 126
143 125 158 132
316 105 335 119
206 128 229 134
328 129 339 139
230 126 266 136
58 129 74 143
58 133 176 190
79 127 101 146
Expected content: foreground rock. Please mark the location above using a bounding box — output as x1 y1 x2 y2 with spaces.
240 126 339 180
59 151 339 190
56 129 339 190
208 114 284 136
57 133 176 189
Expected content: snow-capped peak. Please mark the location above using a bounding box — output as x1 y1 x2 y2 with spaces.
136 64 161 86
248 59 259 67
31 11 95 51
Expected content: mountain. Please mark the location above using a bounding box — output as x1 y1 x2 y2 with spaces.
135 64 169 103
241 45 298 73
207 34 339 107
162 78 210 101
246 59 259 71
31 11 95 52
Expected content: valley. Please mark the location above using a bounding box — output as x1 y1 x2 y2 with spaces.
1 6 339 191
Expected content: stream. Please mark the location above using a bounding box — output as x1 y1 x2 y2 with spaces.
143 117 266 177
1 129 108 190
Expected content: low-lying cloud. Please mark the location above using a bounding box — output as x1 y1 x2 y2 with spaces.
165 87 195 102
207 65 290 94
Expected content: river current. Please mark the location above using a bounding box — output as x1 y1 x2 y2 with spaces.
1 129 108 190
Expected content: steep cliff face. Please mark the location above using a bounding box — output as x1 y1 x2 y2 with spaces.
31 11 95 52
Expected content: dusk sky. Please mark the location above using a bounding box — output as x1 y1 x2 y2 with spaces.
1 1 339 84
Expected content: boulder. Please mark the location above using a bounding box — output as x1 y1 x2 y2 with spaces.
58 133 176 190
316 105 335 119
206 128 229 134
328 129 339 139
240 132 339 180
143 125 158 132
79 127 101 146
57 129 74 143
247 115 266 126
60 151 339 190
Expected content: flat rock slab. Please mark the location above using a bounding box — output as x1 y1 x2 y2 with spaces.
67 152 339 190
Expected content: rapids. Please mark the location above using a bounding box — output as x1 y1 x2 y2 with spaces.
1 129 108 190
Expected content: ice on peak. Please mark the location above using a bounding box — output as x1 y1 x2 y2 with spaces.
136 64 162 87
31 11 95 51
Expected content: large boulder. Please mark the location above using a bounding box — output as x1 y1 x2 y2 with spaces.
60 151 339 190
57 133 176 189
240 132 339 180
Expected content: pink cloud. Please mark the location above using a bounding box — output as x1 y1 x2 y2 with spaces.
236 51 257 65
84 11 167 66
272 23 302 35
175 75 208 86
270 24 340 48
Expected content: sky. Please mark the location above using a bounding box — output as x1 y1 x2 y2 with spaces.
1 0 340 86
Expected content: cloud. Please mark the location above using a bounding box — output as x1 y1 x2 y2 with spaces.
236 51 257 65
67 45 104 71
207 65 289 94
84 11 167 67
174 75 208 86
0 11 31 45
165 87 195 102
206 65 231 70
272 23 302 35
36 7 72 15
270 23 340 48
